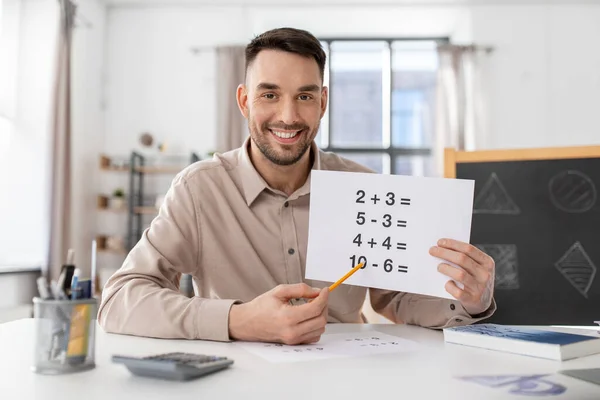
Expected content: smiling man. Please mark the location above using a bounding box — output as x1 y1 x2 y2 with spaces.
98 28 496 344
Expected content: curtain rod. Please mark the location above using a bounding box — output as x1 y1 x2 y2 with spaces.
190 45 247 54
438 43 494 54
190 42 494 54
190 46 213 55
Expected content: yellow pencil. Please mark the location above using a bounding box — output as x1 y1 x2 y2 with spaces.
329 263 364 292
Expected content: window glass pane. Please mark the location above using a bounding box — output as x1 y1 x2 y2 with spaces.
394 156 435 177
329 41 385 148
336 153 388 174
0 0 20 119
391 41 437 148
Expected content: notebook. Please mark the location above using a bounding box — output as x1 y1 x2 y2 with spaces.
443 324 600 361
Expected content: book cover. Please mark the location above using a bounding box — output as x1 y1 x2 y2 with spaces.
443 324 600 360
447 324 596 345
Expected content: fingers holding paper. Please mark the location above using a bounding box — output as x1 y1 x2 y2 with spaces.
429 239 495 316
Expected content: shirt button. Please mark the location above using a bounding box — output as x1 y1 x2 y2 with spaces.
455 318 463 323
288 248 295 255
284 201 289 207
450 304 456 311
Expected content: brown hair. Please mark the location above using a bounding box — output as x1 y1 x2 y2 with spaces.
245 27 326 81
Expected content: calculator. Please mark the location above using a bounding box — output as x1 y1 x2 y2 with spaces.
112 352 234 381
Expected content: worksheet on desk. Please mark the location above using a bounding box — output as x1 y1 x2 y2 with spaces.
305 170 474 300
237 332 421 363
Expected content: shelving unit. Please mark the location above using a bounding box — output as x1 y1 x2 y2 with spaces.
126 152 200 250
97 247 127 255
100 165 129 172
133 206 158 215
97 207 127 213
135 165 186 174
99 155 129 172
98 152 200 297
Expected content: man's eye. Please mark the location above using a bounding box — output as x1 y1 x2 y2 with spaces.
263 93 276 100
299 95 312 101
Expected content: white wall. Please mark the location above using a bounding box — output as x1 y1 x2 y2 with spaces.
70 0 107 276
103 3 600 158
104 5 472 159
104 6 249 158
0 0 57 267
471 5 600 149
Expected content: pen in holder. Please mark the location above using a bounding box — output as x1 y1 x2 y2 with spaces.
32 297 98 374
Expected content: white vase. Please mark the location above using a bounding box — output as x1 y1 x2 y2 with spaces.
111 197 126 210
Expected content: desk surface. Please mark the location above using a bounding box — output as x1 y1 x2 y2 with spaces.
1 319 599 399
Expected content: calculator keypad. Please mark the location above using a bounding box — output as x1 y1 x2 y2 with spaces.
145 352 228 364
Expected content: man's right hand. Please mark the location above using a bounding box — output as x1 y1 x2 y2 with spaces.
228 283 329 345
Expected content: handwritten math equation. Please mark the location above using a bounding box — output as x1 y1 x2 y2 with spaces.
351 189 411 274
261 336 403 353
263 344 325 353
345 336 403 347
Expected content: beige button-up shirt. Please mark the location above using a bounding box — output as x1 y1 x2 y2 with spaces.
98 139 495 341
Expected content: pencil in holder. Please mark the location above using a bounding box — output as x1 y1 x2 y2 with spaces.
32 297 98 374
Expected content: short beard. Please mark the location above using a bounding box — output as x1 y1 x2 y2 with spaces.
250 120 318 166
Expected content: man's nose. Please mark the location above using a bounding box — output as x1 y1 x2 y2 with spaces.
278 98 300 126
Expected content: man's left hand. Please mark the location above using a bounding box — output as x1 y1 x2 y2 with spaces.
429 238 495 316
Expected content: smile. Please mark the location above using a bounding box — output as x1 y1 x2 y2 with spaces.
270 130 301 139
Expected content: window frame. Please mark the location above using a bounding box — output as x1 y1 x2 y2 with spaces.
318 37 449 174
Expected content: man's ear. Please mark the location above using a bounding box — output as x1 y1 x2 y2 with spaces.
236 84 249 118
320 86 328 118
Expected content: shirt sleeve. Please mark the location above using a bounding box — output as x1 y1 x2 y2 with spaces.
98 173 240 341
369 288 497 328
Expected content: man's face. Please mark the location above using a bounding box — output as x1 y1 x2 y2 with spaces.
237 50 328 166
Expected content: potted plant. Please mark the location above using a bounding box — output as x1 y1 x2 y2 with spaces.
111 188 126 210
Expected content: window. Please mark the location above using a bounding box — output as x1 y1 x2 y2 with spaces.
0 0 19 157
317 39 442 175
0 0 20 120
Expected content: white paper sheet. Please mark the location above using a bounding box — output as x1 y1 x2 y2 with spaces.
237 332 421 363
305 170 474 300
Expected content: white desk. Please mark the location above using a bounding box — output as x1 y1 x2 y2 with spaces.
1 319 599 399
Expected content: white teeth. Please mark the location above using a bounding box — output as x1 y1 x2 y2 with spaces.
272 130 299 139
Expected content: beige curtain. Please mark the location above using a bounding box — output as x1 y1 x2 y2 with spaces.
434 44 491 176
47 0 75 279
215 46 247 153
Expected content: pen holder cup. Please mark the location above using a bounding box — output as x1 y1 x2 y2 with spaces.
32 297 98 374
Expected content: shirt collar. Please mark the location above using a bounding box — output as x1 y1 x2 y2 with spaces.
238 137 322 206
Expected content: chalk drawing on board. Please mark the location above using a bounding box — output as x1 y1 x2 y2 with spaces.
554 241 597 298
475 244 519 290
549 170 597 213
473 173 520 215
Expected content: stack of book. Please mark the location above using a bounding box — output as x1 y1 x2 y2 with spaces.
443 323 600 361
